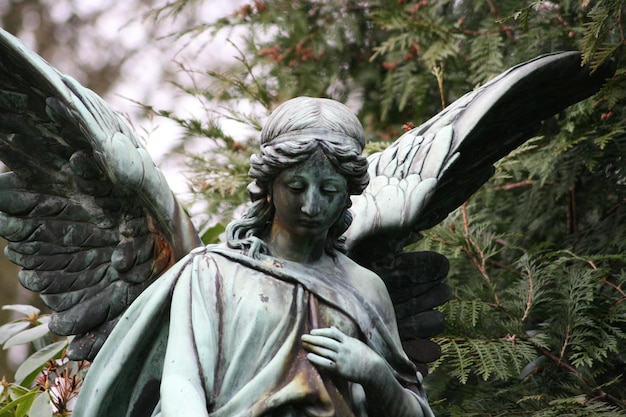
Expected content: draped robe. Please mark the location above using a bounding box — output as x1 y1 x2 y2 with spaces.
73 245 433 417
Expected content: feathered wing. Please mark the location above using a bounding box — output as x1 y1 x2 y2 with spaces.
344 51 615 372
0 28 202 360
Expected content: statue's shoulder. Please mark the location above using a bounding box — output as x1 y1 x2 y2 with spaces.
172 243 238 268
334 252 393 306
335 251 379 277
191 244 267 272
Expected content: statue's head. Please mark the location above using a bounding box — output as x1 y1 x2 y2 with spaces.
250 96 369 199
227 97 369 257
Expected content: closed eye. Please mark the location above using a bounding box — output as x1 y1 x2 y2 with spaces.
321 182 345 194
287 183 305 193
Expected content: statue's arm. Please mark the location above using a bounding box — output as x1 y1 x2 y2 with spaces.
159 251 221 416
359 352 433 417
302 327 432 417
302 266 433 416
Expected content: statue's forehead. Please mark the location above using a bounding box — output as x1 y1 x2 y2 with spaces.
278 151 345 181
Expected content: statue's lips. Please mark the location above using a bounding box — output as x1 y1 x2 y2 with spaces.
297 219 322 227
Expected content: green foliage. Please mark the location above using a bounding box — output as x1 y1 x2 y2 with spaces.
581 0 625 71
0 305 86 416
418 205 626 415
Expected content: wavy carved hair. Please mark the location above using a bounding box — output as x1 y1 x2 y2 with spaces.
226 97 369 258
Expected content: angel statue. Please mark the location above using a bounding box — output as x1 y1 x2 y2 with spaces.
0 27 614 417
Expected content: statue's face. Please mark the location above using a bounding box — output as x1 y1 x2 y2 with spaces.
271 150 348 241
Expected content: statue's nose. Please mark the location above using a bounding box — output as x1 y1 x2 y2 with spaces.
301 188 321 216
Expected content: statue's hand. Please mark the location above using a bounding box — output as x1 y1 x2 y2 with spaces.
301 326 384 384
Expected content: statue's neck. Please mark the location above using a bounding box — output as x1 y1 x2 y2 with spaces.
265 222 328 265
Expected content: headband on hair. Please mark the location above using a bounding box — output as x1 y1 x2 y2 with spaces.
261 128 365 151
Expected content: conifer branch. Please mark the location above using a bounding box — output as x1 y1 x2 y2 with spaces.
559 324 571 360
534 344 626 409
485 0 515 39
494 179 537 191
451 27 515 36
461 203 500 306
602 278 626 304
431 63 446 110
